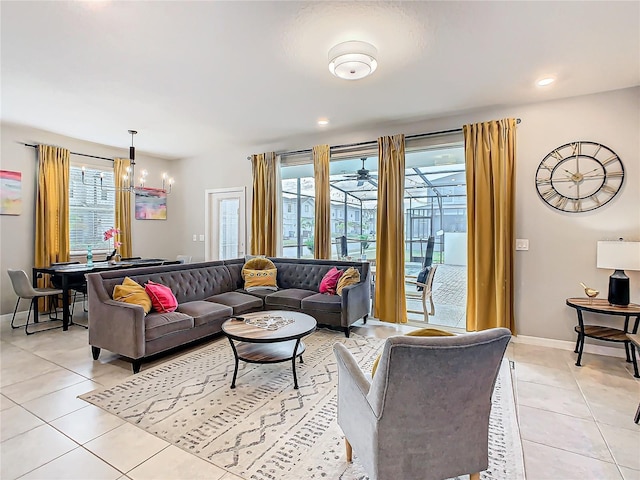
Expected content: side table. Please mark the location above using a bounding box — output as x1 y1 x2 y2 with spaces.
626 333 640 424
566 298 640 378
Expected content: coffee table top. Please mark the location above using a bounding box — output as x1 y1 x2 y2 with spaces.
222 311 316 343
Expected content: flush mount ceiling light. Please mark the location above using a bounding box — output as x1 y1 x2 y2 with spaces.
328 40 378 80
317 119 329 126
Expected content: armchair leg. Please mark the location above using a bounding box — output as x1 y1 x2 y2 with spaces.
345 437 352 463
470 473 480 480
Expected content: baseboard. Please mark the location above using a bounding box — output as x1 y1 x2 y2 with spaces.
512 334 627 359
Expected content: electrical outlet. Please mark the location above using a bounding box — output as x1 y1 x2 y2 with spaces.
515 239 529 251
192 234 197 242
199 234 205 242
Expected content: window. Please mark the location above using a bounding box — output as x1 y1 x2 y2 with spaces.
304 204 309 213
69 165 115 254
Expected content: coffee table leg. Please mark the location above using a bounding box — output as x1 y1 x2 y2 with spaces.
227 337 240 389
292 338 301 389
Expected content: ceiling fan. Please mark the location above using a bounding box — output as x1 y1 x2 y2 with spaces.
344 158 377 187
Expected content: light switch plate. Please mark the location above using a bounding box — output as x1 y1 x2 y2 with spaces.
192 234 197 242
199 234 205 242
515 239 529 251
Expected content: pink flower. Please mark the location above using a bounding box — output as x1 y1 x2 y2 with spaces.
103 228 121 242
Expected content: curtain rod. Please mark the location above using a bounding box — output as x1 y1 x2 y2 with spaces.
247 118 522 160
23 143 114 162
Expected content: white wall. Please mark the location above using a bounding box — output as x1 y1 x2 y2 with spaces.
0 123 183 314
176 87 639 343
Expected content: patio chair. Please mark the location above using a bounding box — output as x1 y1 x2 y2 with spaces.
334 328 512 480
8 269 64 335
414 264 438 320
336 236 348 259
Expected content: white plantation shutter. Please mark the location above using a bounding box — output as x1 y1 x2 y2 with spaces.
69 165 116 254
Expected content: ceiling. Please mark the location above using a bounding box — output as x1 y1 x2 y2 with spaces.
1 1 638 160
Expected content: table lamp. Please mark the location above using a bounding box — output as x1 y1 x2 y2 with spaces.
597 240 640 306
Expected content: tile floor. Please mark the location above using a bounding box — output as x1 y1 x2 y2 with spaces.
1 313 638 480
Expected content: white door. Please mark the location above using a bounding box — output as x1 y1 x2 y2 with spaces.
205 187 246 260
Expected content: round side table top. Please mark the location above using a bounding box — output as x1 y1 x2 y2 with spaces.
222 310 317 343
566 298 640 315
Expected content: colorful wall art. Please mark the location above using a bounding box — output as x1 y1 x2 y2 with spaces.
0 170 22 215
135 187 167 220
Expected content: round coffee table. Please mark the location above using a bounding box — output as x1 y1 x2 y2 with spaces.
221 311 317 389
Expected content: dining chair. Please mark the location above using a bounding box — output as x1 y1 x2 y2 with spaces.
8 269 64 335
50 262 89 323
176 255 192 264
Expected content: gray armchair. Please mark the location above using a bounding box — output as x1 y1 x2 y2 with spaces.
333 328 512 480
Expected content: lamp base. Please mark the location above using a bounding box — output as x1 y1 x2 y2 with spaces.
608 270 630 307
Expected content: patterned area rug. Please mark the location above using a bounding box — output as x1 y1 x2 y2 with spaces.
80 330 524 480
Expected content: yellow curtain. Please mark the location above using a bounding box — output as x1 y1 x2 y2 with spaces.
114 158 132 258
35 145 70 309
375 134 407 324
313 144 331 259
463 118 517 333
251 152 277 256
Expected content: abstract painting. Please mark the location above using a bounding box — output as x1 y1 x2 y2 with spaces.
0 170 22 215
135 187 167 220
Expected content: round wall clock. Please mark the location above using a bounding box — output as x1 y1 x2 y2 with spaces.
535 141 624 213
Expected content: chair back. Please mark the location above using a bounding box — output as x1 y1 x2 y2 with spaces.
337 236 348 258
368 328 511 479
176 255 192 264
7 269 38 299
422 235 435 268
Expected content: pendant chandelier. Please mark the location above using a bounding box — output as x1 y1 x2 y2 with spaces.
82 130 174 194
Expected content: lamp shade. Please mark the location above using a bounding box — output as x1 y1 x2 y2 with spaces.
597 241 640 271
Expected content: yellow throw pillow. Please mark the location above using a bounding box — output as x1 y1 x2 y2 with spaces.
241 257 276 279
113 277 152 314
371 328 455 377
336 267 360 296
244 268 278 291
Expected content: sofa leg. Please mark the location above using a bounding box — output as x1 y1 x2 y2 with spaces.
91 346 101 360
363 315 368 324
343 327 350 338
132 359 142 374
345 437 352 463
470 473 480 480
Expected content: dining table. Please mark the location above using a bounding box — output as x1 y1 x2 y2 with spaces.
33 258 176 331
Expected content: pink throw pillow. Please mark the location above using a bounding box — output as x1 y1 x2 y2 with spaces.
319 267 344 295
145 281 178 313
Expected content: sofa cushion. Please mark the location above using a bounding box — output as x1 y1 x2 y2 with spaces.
145 281 178 313
236 288 273 300
265 289 316 309
205 291 263 315
301 293 342 313
337 267 361 296
145 312 194 341
113 277 152 314
243 268 278 291
177 301 233 327
319 267 344 295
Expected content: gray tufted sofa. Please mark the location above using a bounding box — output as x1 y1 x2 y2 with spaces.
87 257 371 372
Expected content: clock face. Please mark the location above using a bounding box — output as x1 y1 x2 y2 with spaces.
535 141 624 213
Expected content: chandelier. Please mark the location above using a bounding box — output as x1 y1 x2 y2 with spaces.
82 130 174 194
